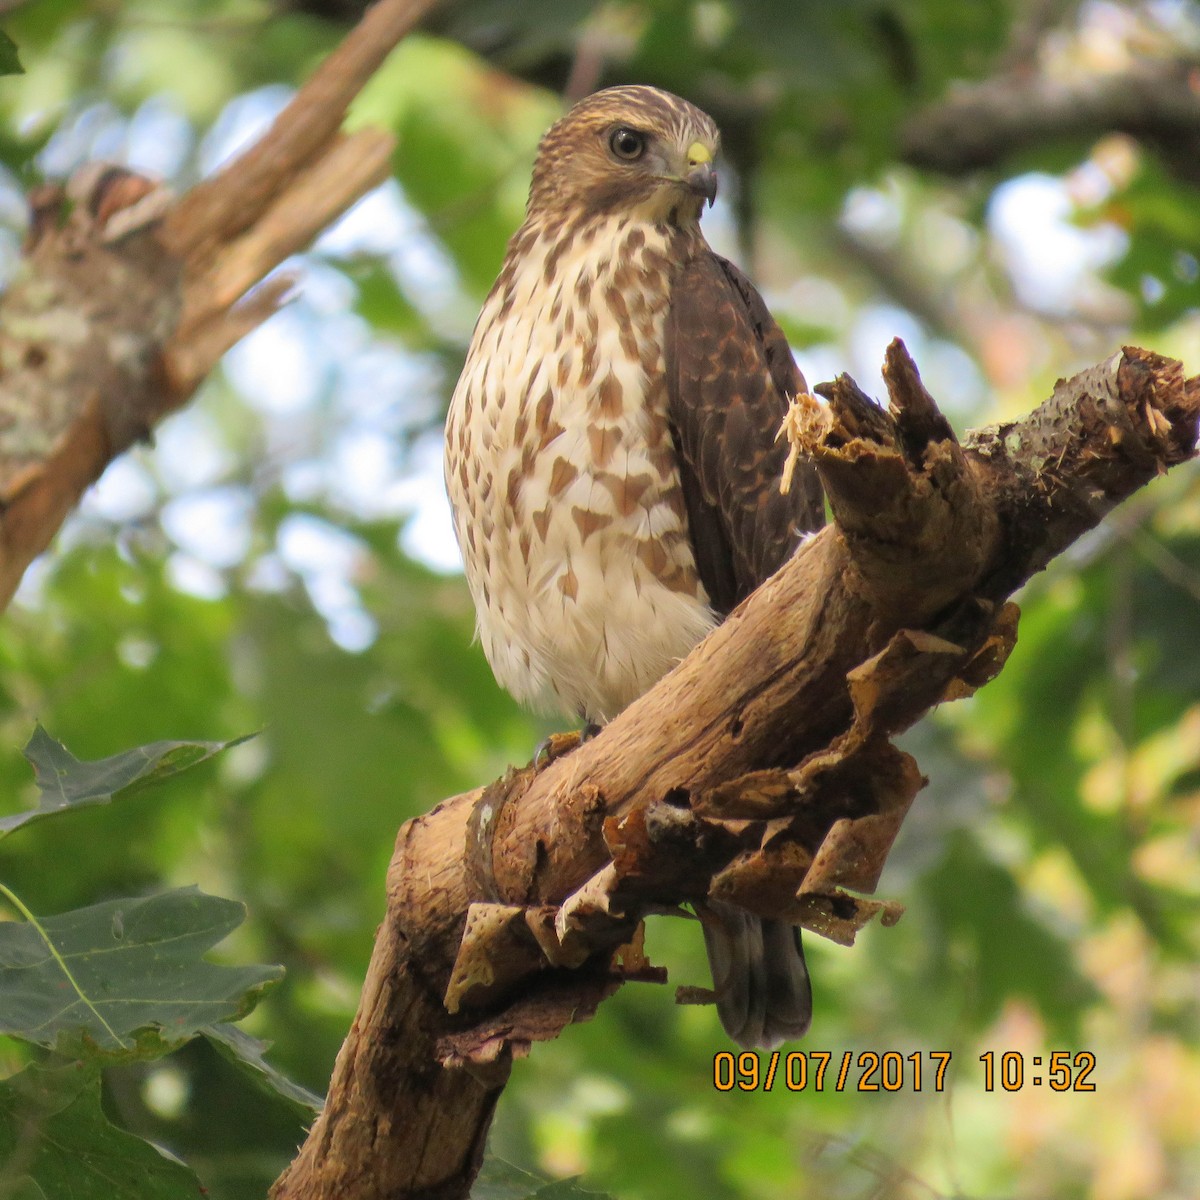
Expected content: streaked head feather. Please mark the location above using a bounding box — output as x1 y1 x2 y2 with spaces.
527 85 720 224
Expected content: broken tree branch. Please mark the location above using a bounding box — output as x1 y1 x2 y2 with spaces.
0 0 440 611
271 343 1198 1199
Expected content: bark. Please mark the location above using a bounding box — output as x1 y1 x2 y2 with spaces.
0 0 440 611
901 55 1200 184
272 343 1198 1199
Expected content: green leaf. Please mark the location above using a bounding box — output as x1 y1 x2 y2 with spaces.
0 1062 202 1199
204 1022 324 1114
0 886 281 1060
924 830 1099 1037
472 1158 614 1200
1091 156 1200 331
0 725 254 838
0 30 22 76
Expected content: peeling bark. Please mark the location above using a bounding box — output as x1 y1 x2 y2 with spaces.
273 344 1198 1199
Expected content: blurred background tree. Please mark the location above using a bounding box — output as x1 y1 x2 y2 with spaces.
0 0 1198 1197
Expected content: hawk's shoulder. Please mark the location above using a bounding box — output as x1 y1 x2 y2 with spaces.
664 251 824 614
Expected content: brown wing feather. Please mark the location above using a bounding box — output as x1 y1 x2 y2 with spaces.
665 252 824 615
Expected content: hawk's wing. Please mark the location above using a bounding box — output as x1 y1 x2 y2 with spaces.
666 252 824 1047
664 252 824 615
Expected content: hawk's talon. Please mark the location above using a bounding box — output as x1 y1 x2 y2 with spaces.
531 730 583 769
531 720 602 769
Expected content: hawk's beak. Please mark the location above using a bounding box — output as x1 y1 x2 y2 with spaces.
685 142 718 208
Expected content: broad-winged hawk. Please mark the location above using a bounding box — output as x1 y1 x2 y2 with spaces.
444 85 824 1048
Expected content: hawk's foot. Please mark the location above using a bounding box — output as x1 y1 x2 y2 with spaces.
531 730 582 770
531 720 602 769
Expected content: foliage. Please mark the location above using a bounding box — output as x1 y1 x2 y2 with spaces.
0 1 1197 1198
0 31 21 78
0 724 252 836
0 1063 199 1200
0 726 299 1199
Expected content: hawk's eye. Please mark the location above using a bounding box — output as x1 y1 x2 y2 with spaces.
609 127 647 161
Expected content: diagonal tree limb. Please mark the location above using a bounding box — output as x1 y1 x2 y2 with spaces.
163 0 439 261
271 343 1198 1199
0 0 439 611
901 56 1200 185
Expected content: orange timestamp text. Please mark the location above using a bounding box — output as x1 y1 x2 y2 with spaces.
712 1050 952 1093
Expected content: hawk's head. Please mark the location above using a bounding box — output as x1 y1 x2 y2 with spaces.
528 85 720 226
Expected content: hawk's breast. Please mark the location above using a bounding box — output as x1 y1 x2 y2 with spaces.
444 218 716 720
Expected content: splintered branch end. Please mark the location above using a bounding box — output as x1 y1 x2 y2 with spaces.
882 337 958 456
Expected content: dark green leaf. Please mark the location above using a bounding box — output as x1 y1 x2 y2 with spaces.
0 725 254 838
0 886 281 1060
204 1022 324 1114
0 30 22 76
0 1063 202 1199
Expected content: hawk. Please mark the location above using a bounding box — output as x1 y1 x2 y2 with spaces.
444 85 824 1048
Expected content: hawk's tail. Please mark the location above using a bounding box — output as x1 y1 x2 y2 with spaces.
700 901 812 1050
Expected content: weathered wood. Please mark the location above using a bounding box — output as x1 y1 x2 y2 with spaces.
272 344 1198 1199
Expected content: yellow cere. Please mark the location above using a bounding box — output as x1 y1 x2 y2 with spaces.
686 141 712 166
